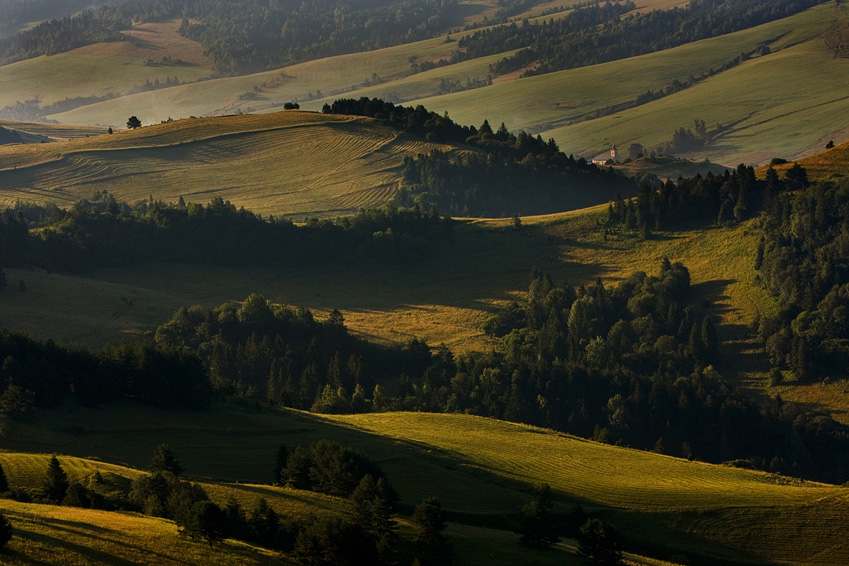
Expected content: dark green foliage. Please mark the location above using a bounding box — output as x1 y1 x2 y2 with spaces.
282 439 391 498
41 455 69 503
126 116 142 129
294 516 378 566
578 519 622 566
149 444 183 476
273 444 289 485
248 498 280 548
0 462 7 493
351 475 399 561
0 513 11 550
0 329 210 415
16 279 24 292
0 196 450 273
223 497 249 541
154 293 432 407
326 98 632 217
62 483 93 508
182 501 227 547
284 445 313 490
129 471 208 522
757 178 849 382
517 483 559 549
607 163 772 233
412 496 450 565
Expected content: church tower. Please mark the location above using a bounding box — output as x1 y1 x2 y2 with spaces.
611 144 619 162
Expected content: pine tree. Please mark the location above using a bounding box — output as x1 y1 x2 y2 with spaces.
42 455 69 502
149 444 183 476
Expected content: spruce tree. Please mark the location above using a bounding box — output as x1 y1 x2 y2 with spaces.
0 461 8 493
149 444 183 476
41 455 69 503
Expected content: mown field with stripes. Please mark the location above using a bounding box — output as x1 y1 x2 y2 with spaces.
0 111 461 217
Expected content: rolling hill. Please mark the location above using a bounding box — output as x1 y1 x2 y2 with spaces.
12 2 844 169
2 404 848 565
403 2 849 165
0 110 465 217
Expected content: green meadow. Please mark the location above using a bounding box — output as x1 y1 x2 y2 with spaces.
2 404 848 565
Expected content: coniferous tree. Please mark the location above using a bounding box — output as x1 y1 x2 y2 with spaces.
578 519 622 566
701 316 719 365
248 498 279 548
62 483 92 508
517 483 559 548
0 461 8 493
0 513 11 550
149 444 183 476
413 496 450 565
183 501 227 547
274 444 289 485
351 475 399 562
41 455 69 503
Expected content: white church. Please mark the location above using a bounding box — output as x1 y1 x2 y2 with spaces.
591 144 620 165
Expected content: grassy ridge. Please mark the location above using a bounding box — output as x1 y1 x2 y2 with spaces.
3 405 848 565
405 3 840 164
0 110 463 216
43 0 678 127
766 138 849 181
0 21 211 111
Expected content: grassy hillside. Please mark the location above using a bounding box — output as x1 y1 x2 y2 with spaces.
0 110 464 217
42 0 677 127
0 450 681 566
0 20 211 113
0 203 772 359
0 499 284 566
405 3 844 165
765 138 849 181
2 405 848 565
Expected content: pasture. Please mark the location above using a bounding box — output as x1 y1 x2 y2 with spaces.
2 405 848 565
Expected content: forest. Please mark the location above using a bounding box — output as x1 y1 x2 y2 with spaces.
325 97 633 216
602 159 846 389
7 252 849 484
0 0 460 74
0 193 452 272
757 178 849 383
